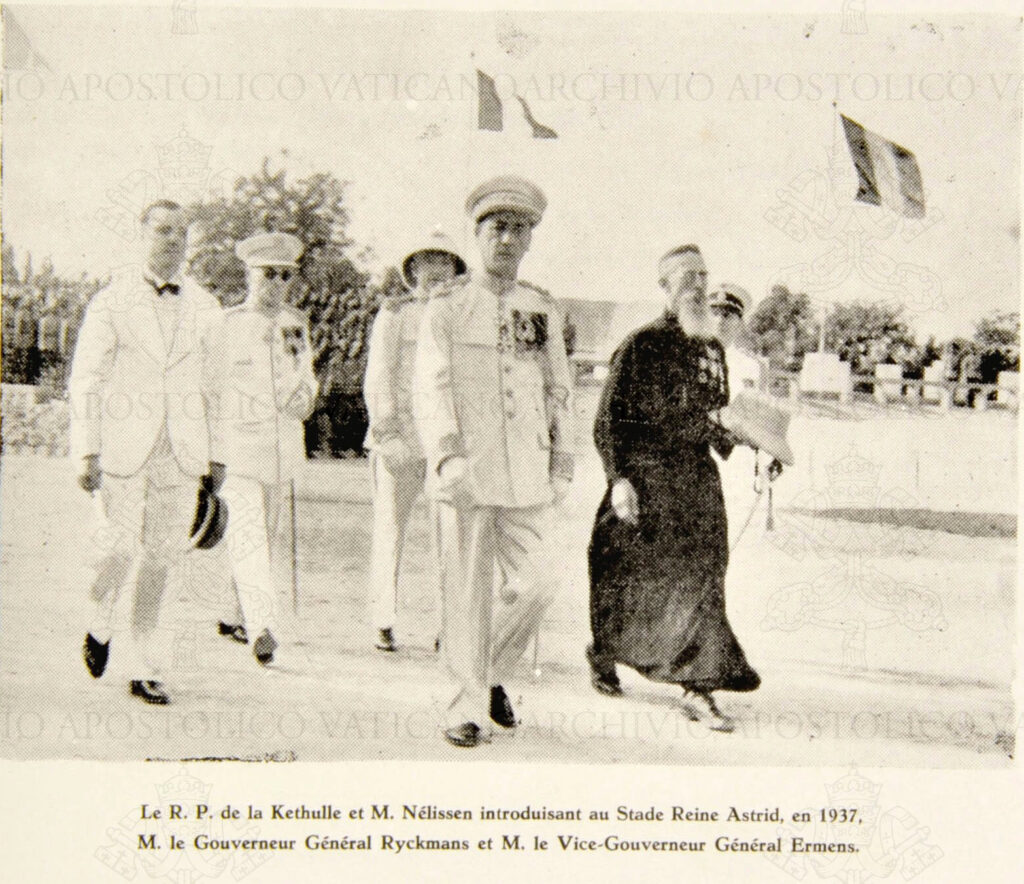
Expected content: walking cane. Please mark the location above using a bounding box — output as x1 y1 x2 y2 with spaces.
729 452 781 554
729 453 764 554
289 478 299 614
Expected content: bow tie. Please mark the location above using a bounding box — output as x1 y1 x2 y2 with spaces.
148 279 180 297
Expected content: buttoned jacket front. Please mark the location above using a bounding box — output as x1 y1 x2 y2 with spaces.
222 304 318 483
363 293 426 459
414 277 574 508
68 270 225 477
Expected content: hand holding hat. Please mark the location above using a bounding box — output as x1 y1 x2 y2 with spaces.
190 476 228 550
717 391 795 466
78 454 102 493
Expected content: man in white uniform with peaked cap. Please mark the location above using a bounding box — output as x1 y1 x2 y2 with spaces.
414 175 574 747
220 231 318 666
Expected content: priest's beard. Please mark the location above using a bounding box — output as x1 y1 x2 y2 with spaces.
676 300 714 342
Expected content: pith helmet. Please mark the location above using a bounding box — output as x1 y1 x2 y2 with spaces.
401 229 468 288
722 391 795 466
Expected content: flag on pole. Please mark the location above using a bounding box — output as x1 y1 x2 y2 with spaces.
476 68 558 139
477 69 503 131
840 114 925 218
516 95 558 139
3 8 52 71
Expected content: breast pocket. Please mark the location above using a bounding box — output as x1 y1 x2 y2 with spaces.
452 312 498 350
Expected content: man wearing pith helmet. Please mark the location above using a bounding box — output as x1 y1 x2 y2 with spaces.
413 175 575 747
364 229 467 653
220 231 318 667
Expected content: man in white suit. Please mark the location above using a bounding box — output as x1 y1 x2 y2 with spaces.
70 199 226 705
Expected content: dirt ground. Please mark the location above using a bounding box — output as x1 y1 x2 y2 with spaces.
0 411 1016 766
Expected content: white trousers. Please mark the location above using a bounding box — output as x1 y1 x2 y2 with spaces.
368 453 427 632
221 475 286 642
435 502 556 731
88 431 195 679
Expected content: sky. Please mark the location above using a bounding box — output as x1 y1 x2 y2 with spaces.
2 3 1020 340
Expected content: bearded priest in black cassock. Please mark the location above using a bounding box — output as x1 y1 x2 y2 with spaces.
586 244 760 732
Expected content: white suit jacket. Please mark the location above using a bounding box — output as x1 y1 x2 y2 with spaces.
222 303 317 483
362 292 425 458
413 278 574 508
68 269 226 478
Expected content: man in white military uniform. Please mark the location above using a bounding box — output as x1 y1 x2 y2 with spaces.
707 283 761 394
364 230 467 653
707 283 786 549
414 176 574 747
220 232 318 666
70 199 226 705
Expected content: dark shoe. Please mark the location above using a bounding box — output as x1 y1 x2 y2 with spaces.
218 621 249 644
490 685 517 729
444 722 488 748
83 633 110 679
253 629 278 665
130 680 170 705
375 627 397 653
586 644 622 696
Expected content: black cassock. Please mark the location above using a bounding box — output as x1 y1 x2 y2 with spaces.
588 313 760 692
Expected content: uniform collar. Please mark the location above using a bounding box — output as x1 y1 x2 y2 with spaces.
480 273 517 297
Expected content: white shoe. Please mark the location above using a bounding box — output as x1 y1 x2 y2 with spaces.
681 689 734 733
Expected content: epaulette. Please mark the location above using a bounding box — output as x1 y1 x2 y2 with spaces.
519 279 552 300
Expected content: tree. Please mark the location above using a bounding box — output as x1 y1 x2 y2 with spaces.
823 301 915 374
1 244 103 388
2 242 19 286
903 335 943 379
973 310 1019 382
307 266 405 456
974 310 1019 349
185 158 379 456
747 285 819 369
